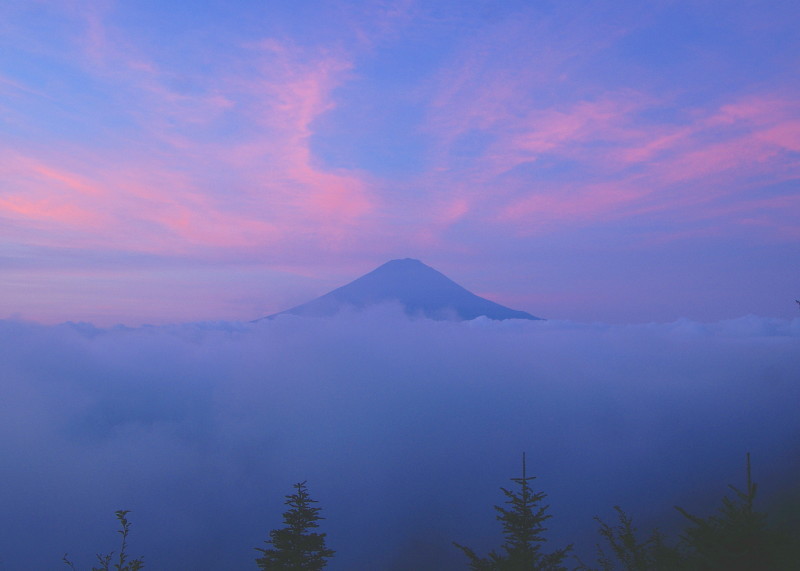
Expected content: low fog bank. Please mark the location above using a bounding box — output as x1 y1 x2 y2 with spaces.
1 309 798 569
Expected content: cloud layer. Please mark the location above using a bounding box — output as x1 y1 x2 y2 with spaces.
1 312 798 569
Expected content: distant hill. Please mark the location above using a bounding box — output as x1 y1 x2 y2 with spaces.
261 258 542 321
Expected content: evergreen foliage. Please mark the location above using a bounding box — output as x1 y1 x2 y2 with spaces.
58 454 799 569
63 510 144 571
255 481 335 570
583 506 678 571
585 453 799 570
454 453 572 570
675 452 788 570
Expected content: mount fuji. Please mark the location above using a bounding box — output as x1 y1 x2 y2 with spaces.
261 258 542 321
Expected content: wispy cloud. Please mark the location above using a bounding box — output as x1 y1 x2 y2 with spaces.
407 3 799 248
1 1 798 323
423 45 799 241
0 9 376 262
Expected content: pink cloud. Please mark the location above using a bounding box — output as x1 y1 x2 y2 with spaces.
483 94 654 178
476 93 800 237
212 44 374 237
0 195 104 228
0 142 259 252
424 4 643 153
0 32 377 261
0 153 110 235
494 177 647 231
4 0 797 277
614 128 694 165
756 121 800 152
514 99 642 153
650 97 800 183
434 197 470 225
414 8 799 245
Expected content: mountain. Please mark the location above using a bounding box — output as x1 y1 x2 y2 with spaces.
261 258 542 321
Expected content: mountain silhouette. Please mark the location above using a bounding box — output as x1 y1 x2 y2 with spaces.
262 258 542 321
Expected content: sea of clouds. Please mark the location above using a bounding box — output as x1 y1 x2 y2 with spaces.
1 308 798 569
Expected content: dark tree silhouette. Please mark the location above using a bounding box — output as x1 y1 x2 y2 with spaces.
583 452 799 570
63 510 144 571
255 481 334 570
454 453 572 570
582 506 679 571
675 453 788 570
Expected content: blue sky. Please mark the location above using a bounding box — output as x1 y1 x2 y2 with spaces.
1 0 798 325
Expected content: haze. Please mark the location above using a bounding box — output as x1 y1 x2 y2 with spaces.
1 313 798 569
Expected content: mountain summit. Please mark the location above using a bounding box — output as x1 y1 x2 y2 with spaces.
263 258 542 321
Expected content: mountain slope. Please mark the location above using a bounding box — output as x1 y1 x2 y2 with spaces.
263 258 541 321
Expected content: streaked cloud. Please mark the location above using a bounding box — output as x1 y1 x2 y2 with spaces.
0 0 798 323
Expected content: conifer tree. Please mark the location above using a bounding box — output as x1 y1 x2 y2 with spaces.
585 506 679 571
583 452 797 570
454 454 572 570
63 510 144 571
675 453 785 570
255 481 334 570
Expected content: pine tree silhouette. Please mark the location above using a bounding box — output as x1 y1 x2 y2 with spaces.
675 453 786 570
585 506 679 571
255 481 334 570
63 510 144 571
582 452 798 570
455 453 572 570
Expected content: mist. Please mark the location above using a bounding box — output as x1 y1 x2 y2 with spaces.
1 309 798 570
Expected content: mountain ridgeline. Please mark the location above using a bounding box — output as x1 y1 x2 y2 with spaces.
262 258 542 321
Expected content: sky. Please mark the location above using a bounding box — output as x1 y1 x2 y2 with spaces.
2 5 799 568
1 0 799 326
1 314 799 569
